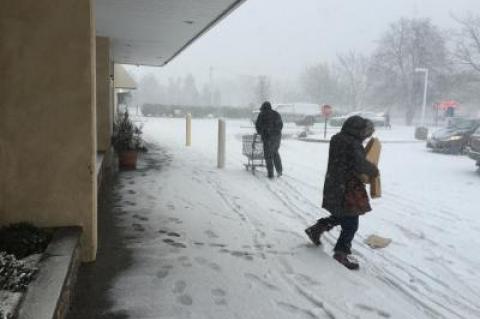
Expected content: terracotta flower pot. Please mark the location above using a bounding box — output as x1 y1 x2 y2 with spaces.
118 150 138 170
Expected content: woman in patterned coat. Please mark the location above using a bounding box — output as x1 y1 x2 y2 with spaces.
305 116 379 270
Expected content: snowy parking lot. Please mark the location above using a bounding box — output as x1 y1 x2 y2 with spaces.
105 118 480 319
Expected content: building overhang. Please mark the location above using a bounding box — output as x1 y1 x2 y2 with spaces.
95 0 247 66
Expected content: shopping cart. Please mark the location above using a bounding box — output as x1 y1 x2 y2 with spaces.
242 134 265 174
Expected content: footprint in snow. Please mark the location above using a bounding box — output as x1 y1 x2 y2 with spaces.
156 269 169 279
231 251 254 261
167 232 181 237
205 230 219 239
132 214 148 221
208 262 222 272
132 223 145 232
194 256 208 265
172 280 193 306
178 256 192 267
178 256 189 262
173 280 187 294
209 243 227 248
167 217 182 224
211 288 228 306
172 242 187 248
163 238 187 249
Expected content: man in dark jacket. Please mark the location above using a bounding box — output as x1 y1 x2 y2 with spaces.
255 101 283 178
305 116 379 270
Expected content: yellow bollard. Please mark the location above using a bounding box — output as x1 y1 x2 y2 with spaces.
217 119 226 168
186 113 192 146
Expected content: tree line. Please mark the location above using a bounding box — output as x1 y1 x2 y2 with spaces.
299 16 480 125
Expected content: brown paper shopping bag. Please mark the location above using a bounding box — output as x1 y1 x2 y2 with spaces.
362 137 382 198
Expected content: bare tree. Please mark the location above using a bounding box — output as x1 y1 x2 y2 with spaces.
182 73 200 106
454 14 480 73
300 62 342 105
255 75 271 104
369 18 448 125
337 51 370 111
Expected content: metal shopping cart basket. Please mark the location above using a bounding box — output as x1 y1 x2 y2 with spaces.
242 134 265 174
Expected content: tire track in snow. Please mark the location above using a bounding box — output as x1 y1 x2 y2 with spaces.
352 232 480 318
258 169 480 319
259 176 338 247
200 167 271 251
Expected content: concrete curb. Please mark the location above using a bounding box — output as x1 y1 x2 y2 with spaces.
297 137 425 144
17 227 82 319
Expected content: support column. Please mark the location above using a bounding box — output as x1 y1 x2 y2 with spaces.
217 119 226 168
0 0 97 261
96 36 112 152
186 113 192 146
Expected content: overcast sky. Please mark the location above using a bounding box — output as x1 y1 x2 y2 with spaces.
131 0 480 86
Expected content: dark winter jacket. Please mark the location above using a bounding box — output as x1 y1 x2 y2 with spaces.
255 102 283 140
322 116 379 216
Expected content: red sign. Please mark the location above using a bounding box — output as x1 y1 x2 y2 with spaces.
321 104 333 118
434 100 458 110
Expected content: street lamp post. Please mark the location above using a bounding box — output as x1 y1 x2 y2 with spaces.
415 67 429 127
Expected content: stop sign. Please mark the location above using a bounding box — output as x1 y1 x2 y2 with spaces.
321 104 333 118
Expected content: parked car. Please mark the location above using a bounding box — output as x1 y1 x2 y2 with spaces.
427 117 480 154
274 103 322 125
251 103 322 125
466 126 480 168
329 111 387 127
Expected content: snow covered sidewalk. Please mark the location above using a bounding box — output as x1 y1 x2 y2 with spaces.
70 118 480 319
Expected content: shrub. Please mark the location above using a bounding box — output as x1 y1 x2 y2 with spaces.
0 252 38 292
112 111 147 152
0 223 51 259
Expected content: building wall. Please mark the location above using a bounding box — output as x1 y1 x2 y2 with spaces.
96 36 113 152
0 0 97 261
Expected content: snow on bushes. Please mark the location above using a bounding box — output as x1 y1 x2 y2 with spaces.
0 252 38 292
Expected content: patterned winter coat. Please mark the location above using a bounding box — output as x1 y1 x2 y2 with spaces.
322 116 379 217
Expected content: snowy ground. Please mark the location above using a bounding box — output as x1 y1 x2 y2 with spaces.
108 117 480 319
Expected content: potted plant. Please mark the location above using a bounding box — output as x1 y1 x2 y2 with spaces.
112 111 146 169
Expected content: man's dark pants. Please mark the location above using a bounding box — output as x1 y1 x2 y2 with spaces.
262 135 282 177
318 215 359 254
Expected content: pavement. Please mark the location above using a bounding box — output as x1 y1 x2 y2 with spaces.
66 118 480 319
67 165 137 319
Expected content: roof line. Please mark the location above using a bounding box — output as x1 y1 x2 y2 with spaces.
162 0 247 66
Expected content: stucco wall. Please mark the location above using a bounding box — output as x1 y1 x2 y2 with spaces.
96 36 113 152
0 0 97 261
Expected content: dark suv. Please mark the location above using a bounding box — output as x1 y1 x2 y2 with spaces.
427 118 480 154
466 126 480 168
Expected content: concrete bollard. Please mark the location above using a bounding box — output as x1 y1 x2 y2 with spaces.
186 113 192 146
217 119 226 168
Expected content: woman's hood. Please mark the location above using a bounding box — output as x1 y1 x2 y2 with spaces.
341 115 373 140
